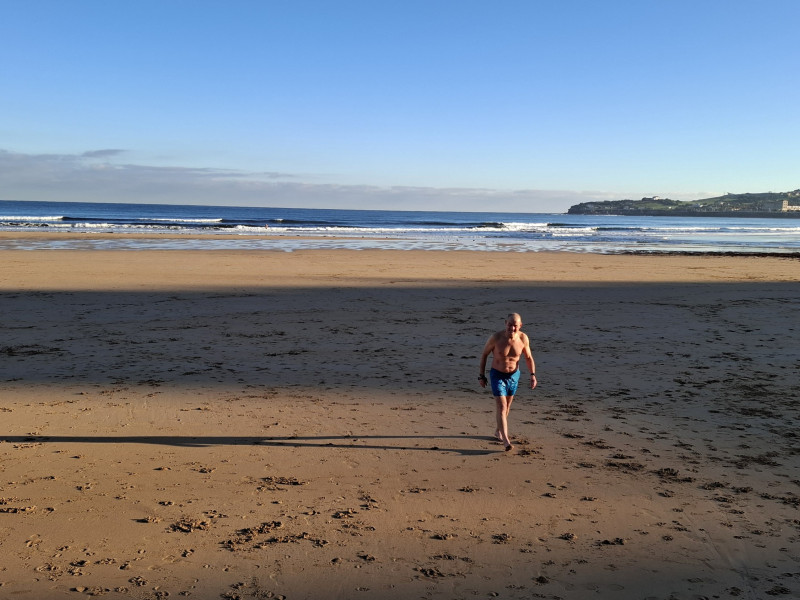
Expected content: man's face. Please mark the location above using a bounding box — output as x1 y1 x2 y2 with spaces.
505 318 521 337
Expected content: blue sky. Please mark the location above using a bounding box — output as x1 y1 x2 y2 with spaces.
2 0 799 212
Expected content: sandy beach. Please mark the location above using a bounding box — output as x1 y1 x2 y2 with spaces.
1 244 798 600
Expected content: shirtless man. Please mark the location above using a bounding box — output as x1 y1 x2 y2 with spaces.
478 313 536 451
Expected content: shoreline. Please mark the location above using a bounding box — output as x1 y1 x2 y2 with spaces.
617 249 800 258
1 230 799 256
1 249 798 599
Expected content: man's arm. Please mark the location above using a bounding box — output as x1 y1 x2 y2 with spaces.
522 333 537 389
478 335 495 388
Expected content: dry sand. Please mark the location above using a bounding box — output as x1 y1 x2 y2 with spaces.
1 246 798 600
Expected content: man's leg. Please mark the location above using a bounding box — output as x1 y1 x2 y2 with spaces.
494 395 514 450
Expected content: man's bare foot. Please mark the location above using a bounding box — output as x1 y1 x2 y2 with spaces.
504 444 513 451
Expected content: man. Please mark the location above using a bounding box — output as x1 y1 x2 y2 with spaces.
478 313 536 451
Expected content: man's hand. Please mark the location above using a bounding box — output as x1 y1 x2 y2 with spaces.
478 374 487 388
530 374 537 390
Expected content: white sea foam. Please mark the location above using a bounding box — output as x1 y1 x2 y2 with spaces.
0 215 64 221
50 222 118 229
496 221 552 231
145 218 224 223
234 225 479 234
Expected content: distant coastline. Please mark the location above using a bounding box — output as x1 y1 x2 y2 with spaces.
568 189 800 217
569 210 800 219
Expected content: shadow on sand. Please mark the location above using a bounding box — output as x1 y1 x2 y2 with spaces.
1 434 499 456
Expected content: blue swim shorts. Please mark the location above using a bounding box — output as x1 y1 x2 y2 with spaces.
490 368 520 397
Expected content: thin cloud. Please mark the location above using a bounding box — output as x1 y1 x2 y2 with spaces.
0 149 294 182
82 149 127 158
0 148 619 212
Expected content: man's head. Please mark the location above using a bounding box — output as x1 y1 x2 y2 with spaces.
505 313 522 335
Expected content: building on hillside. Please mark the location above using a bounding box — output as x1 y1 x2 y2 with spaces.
781 200 800 211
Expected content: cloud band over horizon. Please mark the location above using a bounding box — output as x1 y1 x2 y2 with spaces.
0 149 636 212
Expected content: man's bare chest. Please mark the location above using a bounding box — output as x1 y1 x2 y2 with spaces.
496 338 524 357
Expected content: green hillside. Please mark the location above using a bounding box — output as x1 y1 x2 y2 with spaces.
568 190 800 216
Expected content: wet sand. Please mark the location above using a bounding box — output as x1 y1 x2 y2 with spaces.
1 248 798 599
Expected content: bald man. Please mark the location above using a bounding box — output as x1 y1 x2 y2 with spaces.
478 313 537 451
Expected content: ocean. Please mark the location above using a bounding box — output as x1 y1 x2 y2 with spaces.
1 199 799 254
